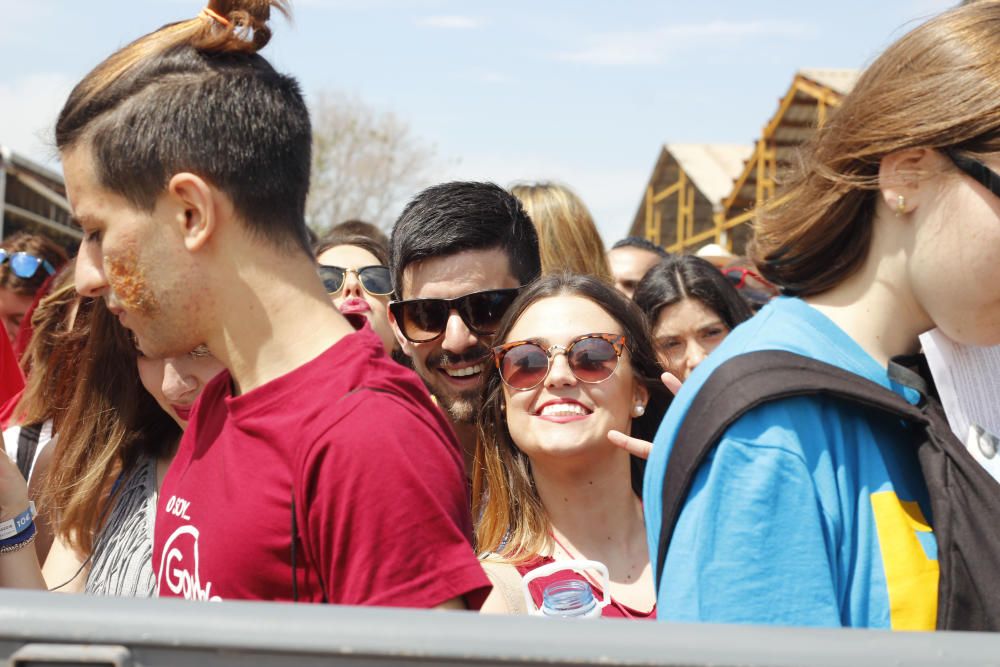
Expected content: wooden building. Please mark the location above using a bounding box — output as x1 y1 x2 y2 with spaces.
630 68 858 256
0 145 79 250
627 143 751 253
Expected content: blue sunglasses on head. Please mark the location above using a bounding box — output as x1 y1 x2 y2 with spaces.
0 249 56 279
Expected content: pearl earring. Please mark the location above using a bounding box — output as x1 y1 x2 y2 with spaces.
633 404 645 417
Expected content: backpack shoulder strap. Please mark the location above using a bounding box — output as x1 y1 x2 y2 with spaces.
655 349 927 584
15 423 43 482
480 557 529 614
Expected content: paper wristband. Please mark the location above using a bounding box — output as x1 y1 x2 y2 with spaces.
0 502 36 540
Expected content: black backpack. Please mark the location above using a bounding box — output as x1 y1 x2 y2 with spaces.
655 350 1000 631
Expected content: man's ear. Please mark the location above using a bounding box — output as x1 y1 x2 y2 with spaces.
387 305 415 358
878 148 933 216
167 172 219 252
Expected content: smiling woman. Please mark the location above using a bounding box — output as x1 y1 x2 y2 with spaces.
473 273 669 619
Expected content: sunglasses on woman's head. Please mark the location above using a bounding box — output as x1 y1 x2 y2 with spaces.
945 149 1000 200
494 333 627 391
0 250 56 279
389 288 521 344
317 265 393 296
723 267 774 291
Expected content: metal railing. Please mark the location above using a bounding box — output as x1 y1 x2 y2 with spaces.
2 589 1000 666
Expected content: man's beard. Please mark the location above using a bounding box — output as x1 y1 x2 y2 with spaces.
420 345 490 425
436 388 479 424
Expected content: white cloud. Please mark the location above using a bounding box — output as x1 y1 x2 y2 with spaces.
415 15 484 30
0 73 75 168
557 19 817 66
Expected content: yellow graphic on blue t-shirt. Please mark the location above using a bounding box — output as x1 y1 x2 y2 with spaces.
871 491 938 630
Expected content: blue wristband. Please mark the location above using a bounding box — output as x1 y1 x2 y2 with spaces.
0 502 37 540
0 520 36 548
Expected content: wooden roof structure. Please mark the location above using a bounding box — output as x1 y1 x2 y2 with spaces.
716 68 858 254
628 68 859 256
0 145 79 249
628 143 751 252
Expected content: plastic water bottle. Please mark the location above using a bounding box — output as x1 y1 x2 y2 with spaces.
540 579 600 619
522 559 610 619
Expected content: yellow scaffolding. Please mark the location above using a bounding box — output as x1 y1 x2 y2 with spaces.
631 70 857 255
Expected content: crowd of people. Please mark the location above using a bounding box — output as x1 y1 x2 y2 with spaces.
1 0 999 632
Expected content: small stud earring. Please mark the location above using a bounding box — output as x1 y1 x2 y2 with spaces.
633 404 645 417
896 194 906 216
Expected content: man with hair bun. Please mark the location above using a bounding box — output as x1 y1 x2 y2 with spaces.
49 0 489 608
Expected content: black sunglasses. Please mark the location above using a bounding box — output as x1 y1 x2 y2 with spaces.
945 149 1000 200
317 265 392 296
389 288 521 343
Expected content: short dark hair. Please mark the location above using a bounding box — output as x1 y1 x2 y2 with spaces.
314 220 389 263
389 182 541 296
55 2 313 256
315 233 388 267
633 255 753 330
610 236 669 258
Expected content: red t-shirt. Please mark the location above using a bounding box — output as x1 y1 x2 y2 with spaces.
153 327 490 607
0 333 24 423
516 557 656 620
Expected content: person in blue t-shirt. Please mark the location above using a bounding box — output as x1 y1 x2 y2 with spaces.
644 1 1000 630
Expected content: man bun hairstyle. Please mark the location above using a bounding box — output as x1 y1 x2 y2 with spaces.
56 0 313 255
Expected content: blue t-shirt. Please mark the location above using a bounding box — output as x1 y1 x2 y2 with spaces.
644 297 939 629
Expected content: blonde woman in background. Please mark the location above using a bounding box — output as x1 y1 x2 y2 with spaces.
511 183 613 283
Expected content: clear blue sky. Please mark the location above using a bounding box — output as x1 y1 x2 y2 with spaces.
0 0 954 241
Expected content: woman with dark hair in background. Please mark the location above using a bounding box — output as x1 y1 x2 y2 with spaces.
633 255 752 382
0 233 68 347
475 274 669 618
314 224 396 355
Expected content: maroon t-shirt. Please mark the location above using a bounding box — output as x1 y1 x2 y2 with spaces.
517 557 656 620
153 327 490 606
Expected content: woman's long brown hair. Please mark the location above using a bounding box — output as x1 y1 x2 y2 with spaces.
39 301 180 554
11 264 90 431
753 2 1000 296
472 273 670 563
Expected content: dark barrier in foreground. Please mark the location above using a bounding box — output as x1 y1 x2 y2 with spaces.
1 589 1000 666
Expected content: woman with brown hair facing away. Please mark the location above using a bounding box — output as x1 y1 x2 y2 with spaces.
511 183 613 284
475 274 669 618
0 300 222 595
2 264 91 561
645 1 1000 629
